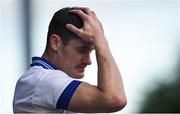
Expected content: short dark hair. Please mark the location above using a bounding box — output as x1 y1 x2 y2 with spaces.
46 7 83 47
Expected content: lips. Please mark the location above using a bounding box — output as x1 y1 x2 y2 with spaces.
76 67 85 72
76 65 86 72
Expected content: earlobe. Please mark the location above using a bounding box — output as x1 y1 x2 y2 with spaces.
49 34 62 51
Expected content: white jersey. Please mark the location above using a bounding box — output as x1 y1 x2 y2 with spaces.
13 57 81 113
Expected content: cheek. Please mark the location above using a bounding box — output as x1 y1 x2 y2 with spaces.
61 50 81 68
71 57 84 71
65 56 78 68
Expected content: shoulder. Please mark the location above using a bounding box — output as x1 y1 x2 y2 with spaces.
34 68 74 93
32 67 77 108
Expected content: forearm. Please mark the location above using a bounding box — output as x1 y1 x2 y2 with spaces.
95 38 126 99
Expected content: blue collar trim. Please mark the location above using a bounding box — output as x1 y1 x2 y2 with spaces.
31 57 58 70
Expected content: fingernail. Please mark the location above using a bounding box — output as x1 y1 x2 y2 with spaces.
66 24 71 29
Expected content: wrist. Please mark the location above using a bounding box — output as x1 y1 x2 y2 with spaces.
94 37 109 51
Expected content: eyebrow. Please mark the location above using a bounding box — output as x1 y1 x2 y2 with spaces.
77 46 95 51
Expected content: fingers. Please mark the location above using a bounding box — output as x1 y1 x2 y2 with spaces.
71 7 92 15
70 7 96 21
91 10 98 20
70 9 89 21
66 24 82 38
91 11 95 15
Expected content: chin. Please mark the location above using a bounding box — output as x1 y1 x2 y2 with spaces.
69 72 84 79
75 74 84 79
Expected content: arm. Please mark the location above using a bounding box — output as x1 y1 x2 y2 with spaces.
66 7 127 113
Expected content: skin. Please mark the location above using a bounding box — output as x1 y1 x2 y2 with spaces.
42 35 94 79
42 7 127 113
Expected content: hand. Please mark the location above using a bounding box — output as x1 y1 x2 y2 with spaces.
66 7 106 46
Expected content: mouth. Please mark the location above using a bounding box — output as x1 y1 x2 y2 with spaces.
76 65 86 72
76 67 85 72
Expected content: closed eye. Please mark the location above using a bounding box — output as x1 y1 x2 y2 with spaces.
77 48 92 54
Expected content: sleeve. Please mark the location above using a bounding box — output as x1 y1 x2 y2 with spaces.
56 80 81 110
32 70 81 110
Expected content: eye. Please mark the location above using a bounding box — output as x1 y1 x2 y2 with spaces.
78 49 88 54
78 48 92 54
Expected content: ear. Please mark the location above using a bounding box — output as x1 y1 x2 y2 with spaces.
49 34 62 51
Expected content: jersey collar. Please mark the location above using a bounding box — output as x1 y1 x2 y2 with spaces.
31 57 58 70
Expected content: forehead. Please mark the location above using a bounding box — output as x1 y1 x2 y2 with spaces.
67 38 95 50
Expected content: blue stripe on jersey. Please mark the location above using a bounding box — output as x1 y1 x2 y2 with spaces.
32 60 53 69
31 62 49 69
56 80 82 110
31 57 58 70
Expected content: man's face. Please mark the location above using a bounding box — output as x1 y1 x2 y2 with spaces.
57 38 94 79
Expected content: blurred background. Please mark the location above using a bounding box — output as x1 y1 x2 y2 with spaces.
0 0 179 113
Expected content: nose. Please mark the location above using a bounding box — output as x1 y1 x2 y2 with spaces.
82 54 92 65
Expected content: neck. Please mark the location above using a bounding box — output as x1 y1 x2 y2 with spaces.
42 49 58 69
